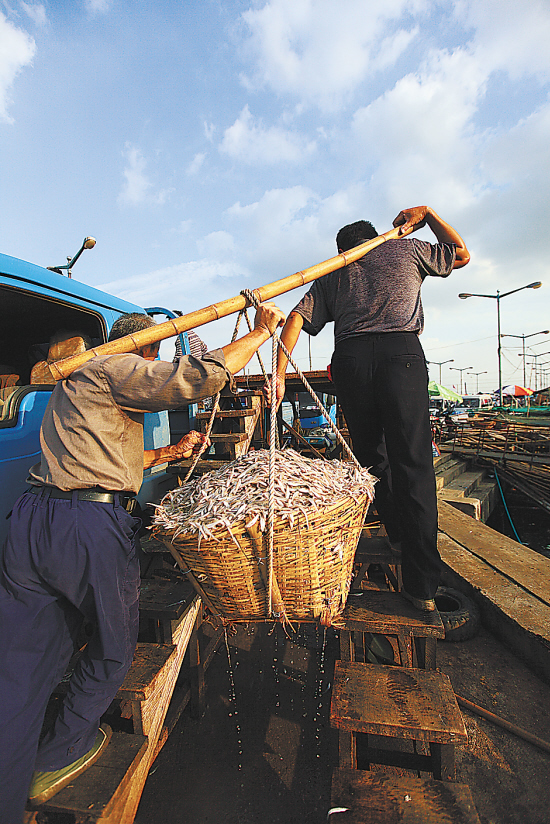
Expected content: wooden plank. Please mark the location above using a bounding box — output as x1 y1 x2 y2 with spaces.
439 445 550 465
438 499 550 607
330 661 467 744
139 577 196 620
438 533 550 673
208 433 249 443
195 408 257 419
335 590 444 638
331 768 481 824
116 644 176 702
29 733 148 820
114 597 201 824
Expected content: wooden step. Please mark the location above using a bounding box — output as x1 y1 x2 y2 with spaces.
443 470 486 497
167 458 232 476
27 732 148 821
207 432 249 443
195 408 258 420
435 459 468 491
330 661 467 779
335 590 444 669
353 535 402 592
331 768 481 823
139 576 197 642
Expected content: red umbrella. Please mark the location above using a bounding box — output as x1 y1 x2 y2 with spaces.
501 385 533 396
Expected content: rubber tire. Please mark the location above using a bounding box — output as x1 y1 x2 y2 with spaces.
435 586 481 642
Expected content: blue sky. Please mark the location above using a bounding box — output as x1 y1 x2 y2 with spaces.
1 0 550 394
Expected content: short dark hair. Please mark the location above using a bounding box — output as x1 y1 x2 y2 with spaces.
336 220 378 252
108 313 157 342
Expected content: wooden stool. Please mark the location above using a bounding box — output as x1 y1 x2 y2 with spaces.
353 535 402 592
330 661 467 780
330 768 481 823
336 590 444 670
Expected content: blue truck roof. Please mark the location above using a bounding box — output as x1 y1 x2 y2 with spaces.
0 251 142 314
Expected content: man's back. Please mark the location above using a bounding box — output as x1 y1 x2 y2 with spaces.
296 238 456 344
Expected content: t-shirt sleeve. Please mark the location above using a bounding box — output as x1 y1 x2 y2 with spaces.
292 280 333 336
413 239 456 279
104 350 230 412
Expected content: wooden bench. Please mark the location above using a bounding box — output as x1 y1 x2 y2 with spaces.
330 768 481 823
336 590 444 670
330 661 468 780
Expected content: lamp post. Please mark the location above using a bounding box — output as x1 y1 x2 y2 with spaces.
427 359 454 384
449 366 472 396
467 371 487 393
524 352 550 391
458 282 542 406
501 330 549 387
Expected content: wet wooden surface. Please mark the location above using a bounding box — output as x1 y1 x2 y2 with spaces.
331 768 481 823
330 661 467 744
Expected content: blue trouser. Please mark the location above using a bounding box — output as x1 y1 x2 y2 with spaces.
331 332 441 599
0 489 141 824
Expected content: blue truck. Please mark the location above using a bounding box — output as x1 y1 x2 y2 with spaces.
0 251 186 547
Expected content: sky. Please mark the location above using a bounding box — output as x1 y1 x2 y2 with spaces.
1 0 550 395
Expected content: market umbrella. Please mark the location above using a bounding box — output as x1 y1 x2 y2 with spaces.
428 381 463 401
500 385 533 397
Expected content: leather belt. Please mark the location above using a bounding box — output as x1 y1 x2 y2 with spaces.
28 486 138 512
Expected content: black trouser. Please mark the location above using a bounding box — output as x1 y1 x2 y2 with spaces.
330 332 441 599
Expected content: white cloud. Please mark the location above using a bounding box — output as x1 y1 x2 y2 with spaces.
186 152 206 176
197 231 234 259
0 12 35 123
455 0 550 80
240 0 421 110
219 105 316 164
85 0 110 14
20 3 47 26
117 143 172 207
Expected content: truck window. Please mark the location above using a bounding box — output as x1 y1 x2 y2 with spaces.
0 285 105 424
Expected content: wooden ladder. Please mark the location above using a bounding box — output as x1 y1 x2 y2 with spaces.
168 389 264 477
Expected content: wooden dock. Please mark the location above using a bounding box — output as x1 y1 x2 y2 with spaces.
438 498 550 683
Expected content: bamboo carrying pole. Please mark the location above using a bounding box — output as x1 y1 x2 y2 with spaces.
46 224 412 382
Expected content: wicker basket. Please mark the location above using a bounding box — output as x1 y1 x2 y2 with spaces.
157 492 371 625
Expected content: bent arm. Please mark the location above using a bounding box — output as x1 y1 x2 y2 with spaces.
276 311 304 378
393 206 470 268
264 311 304 408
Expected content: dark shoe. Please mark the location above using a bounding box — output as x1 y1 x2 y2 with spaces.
401 589 436 612
28 723 112 805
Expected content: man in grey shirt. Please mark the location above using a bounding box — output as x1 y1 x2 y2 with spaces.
0 302 285 820
273 206 469 611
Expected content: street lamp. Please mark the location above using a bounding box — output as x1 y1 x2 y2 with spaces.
501 330 549 387
467 371 487 393
458 281 542 406
427 358 454 384
524 352 550 391
449 366 473 395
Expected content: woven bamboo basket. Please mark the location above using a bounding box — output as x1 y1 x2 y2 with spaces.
157 491 371 625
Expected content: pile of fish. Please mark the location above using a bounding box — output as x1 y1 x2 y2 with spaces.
152 448 376 543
